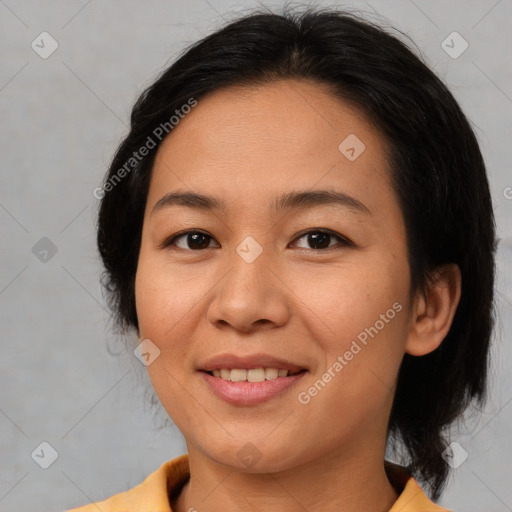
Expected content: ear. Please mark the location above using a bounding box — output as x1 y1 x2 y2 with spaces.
405 263 462 356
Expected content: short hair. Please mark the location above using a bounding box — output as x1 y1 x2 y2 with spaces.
96 6 497 500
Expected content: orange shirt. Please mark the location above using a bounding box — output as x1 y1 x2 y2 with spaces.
67 454 452 512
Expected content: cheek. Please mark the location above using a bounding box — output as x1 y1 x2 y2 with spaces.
294 258 410 408
293 255 409 347
135 251 206 341
134 255 203 422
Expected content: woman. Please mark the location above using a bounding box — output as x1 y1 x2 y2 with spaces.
69 6 496 511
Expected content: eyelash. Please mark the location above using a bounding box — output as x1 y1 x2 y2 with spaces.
162 229 353 252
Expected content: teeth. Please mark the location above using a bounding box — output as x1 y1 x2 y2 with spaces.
265 368 279 380
210 368 295 381
230 369 247 382
247 368 265 382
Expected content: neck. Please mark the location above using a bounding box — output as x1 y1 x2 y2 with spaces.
173 441 399 512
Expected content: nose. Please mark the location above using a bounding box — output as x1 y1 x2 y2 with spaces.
206 242 291 333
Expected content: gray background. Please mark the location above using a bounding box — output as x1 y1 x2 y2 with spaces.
1 0 511 510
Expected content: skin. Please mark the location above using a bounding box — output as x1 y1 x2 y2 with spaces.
134 79 461 512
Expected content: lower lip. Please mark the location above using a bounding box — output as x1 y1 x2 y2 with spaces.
200 371 307 406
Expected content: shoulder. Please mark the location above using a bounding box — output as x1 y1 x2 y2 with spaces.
385 460 453 512
66 454 190 512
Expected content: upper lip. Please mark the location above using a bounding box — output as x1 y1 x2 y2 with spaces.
199 353 307 373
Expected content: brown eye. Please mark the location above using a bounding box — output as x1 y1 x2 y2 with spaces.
165 231 218 250
292 230 352 250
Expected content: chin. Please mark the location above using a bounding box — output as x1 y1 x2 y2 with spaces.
202 438 308 475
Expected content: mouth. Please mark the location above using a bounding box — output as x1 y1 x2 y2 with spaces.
198 353 308 406
198 355 307 405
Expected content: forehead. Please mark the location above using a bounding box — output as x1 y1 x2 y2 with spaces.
148 79 393 213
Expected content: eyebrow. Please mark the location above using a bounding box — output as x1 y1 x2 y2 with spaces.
151 189 371 216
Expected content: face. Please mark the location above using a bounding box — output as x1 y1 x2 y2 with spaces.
135 79 415 472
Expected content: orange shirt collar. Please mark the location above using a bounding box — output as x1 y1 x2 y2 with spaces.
68 454 452 512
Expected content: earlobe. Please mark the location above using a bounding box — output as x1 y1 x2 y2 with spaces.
405 264 462 356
